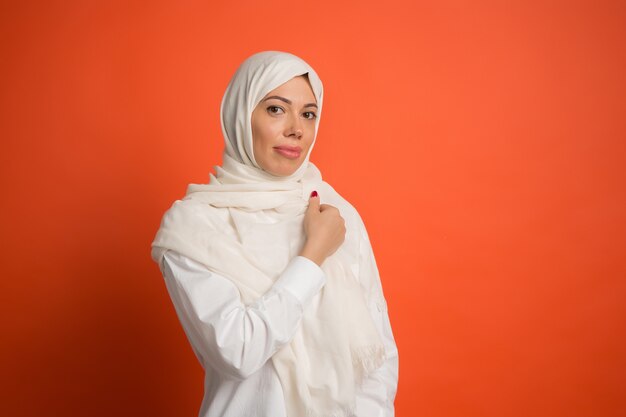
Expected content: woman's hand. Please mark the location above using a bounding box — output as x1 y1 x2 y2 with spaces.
299 191 346 266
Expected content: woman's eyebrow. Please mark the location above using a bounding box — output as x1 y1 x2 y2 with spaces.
263 95 318 108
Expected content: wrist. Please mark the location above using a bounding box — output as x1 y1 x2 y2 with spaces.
299 245 324 266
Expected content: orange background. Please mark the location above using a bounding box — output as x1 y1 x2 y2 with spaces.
1 1 625 416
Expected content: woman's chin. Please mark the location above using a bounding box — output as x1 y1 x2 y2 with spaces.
264 161 304 177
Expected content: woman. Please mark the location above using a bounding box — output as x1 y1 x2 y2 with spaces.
151 51 398 417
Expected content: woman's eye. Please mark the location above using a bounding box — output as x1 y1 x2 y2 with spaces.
303 111 317 120
267 106 284 115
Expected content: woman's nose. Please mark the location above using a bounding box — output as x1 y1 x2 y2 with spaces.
286 113 303 139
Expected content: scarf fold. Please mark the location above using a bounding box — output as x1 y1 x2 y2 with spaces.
151 51 385 417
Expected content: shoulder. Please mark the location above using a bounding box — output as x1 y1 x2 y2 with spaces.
158 198 227 231
318 181 369 253
162 249 213 274
318 181 366 229
151 198 230 264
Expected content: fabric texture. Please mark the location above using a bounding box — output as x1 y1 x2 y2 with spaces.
151 51 386 417
158 250 398 417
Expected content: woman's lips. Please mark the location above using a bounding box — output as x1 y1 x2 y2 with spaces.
274 146 302 159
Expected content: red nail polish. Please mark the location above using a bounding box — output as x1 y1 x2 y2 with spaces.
310 190 318 198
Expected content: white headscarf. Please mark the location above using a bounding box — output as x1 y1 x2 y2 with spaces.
220 50 322 180
152 51 385 417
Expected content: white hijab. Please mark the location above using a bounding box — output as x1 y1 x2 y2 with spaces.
152 51 385 417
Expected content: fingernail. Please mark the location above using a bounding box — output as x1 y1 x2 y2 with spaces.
310 190 318 198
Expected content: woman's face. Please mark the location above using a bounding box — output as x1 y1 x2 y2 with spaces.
251 75 318 177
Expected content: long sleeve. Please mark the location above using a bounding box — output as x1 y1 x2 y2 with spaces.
159 250 326 380
353 222 400 416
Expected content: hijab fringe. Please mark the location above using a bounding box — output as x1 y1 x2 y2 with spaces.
353 344 387 382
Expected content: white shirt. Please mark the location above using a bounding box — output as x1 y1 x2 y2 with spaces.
158 250 399 417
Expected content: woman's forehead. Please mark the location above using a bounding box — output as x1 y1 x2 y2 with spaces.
261 75 317 102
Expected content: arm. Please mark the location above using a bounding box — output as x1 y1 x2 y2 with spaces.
159 250 325 380
353 222 400 416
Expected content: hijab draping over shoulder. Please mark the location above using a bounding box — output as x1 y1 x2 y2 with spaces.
151 51 386 417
